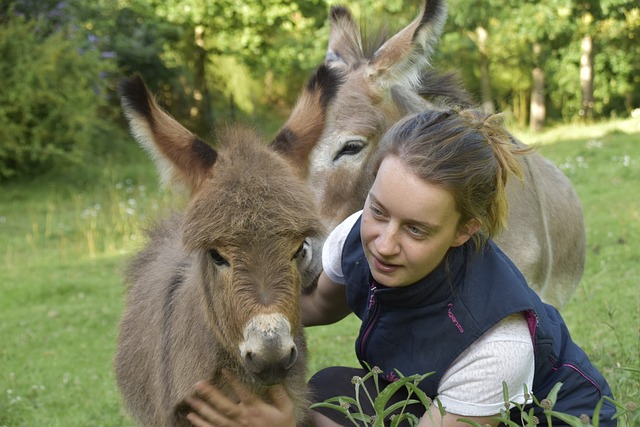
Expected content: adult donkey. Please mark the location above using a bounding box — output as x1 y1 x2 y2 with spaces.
272 0 585 309
114 75 326 426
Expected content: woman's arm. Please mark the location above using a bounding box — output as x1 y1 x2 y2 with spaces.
301 272 352 327
419 314 533 427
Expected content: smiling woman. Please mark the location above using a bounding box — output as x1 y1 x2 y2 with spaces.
360 156 473 288
301 108 616 427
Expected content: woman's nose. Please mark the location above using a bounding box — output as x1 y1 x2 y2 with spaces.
376 225 399 256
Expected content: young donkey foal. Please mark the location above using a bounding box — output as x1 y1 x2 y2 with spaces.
114 76 324 426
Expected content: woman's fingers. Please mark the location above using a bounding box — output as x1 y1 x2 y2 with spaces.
222 370 289 408
222 370 258 406
185 403 239 427
190 381 246 424
184 397 236 427
221 371 296 426
184 376 297 427
268 384 294 412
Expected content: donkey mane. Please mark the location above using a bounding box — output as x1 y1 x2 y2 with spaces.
417 70 475 108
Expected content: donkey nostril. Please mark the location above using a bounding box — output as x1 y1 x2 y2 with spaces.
284 346 298 370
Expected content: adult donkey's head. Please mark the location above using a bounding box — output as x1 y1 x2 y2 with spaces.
278 0 463 230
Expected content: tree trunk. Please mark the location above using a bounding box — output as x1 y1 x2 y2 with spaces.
579 34 594 120
193 24 213 134
514 90 528 128
529 43 545 132
476 26 494 114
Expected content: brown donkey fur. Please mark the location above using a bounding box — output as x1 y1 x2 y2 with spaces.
114 75 325 426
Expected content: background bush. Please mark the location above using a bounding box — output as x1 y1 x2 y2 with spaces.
0 13 118 181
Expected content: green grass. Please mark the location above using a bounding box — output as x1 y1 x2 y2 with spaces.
534 125 640 413
1 118 639 426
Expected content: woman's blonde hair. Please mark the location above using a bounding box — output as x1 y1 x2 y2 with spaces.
371 108 531 247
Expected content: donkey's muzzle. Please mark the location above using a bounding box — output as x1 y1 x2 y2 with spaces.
240 313 298 385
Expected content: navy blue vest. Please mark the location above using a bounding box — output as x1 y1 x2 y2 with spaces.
341 216 615 425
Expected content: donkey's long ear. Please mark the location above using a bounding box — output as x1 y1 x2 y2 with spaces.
269 64 344 177
366 0 447 89
325 5 363 69
119 75 217 193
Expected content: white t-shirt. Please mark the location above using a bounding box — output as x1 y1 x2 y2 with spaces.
322 211 535 416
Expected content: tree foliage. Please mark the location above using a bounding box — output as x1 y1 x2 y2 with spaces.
0 0 638 179
0 6 117 180
443 0 639 124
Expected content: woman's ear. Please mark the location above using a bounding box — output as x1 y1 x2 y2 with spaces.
452 219 481 247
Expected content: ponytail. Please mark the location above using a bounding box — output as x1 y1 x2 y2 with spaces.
457 109 531 238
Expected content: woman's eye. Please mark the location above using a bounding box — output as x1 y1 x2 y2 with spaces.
209 249 229 267
370 204 384 218
408 226 427 238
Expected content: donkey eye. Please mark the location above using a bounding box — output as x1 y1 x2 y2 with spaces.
293 240 308 260
333 140 366 161
209 249 229 267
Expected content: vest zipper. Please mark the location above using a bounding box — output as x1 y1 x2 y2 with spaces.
526 310 539 358
358 284 380 360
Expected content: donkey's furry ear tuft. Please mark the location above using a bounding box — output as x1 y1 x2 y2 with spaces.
326 4 362 68
366 0 448 90
329 5 351 23
119 74 216 193
412 0 448 61
119 74 154 123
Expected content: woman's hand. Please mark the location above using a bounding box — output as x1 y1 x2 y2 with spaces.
184 371 297 427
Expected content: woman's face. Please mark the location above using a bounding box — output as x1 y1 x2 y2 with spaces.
361 155 477 288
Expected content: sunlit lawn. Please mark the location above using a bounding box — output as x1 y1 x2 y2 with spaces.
1 118 638 426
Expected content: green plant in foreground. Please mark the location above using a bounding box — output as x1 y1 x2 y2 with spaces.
311 366 639 427
310 364 437 426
